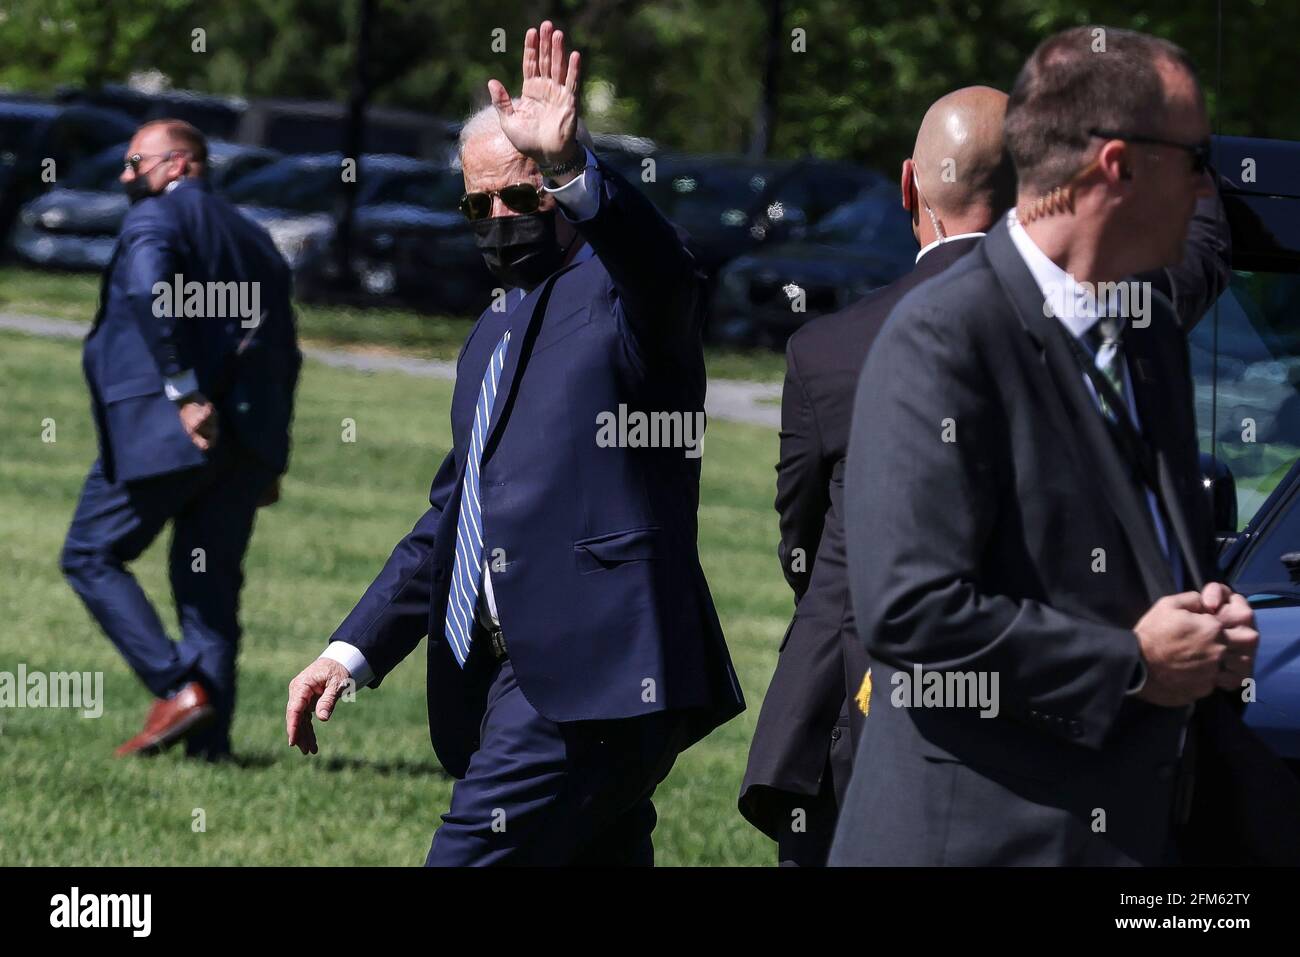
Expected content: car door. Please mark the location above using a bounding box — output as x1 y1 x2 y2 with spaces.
1194 135 1300 764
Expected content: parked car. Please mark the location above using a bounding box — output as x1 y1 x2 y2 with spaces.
0 100 136 250
1193 134 1300 771
236 99 454 160
710 180 917 346
9 140 279 270
55 84 247 140
296 163 496 311
647 154 880 260
214 150 436 269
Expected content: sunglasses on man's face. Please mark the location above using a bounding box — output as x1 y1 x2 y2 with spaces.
458 183 542 221
1087 128 1212 175
123 149 188 174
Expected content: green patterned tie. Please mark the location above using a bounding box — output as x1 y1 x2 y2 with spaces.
1085 315 1127 423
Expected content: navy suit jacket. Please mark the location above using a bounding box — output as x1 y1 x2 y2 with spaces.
83 178 300 484
329 158 745 777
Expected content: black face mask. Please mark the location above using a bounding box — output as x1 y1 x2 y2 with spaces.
470 210 568 290
123 175 159 205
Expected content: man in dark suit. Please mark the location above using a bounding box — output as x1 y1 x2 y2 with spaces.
739 86 1016 865
830 27 1260 865
61 119 300 760
285 21 742 866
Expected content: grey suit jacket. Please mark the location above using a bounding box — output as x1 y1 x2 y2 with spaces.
830 216 1221 866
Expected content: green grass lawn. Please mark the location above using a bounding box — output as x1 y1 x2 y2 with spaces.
0 265 786 383
0 329 788 866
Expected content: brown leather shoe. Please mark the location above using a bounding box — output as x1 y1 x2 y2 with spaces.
114 681 215 757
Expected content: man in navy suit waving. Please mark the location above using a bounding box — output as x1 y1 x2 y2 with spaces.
62 119 300 760
286 21 743 866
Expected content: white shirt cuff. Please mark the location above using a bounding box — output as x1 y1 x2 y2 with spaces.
320 641 374 687
544 147 599 222
163 370 199 402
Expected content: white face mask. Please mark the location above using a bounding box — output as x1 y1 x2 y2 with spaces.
913 170 946 241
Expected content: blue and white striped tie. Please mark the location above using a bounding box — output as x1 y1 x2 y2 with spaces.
444 330 511 667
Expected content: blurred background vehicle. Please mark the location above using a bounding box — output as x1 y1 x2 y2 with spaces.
56 83 248 141
0 99 136 256
9 139 279 270
235 98 455 159
710 180 916 347
637 154 882 273
1192 134 1300 772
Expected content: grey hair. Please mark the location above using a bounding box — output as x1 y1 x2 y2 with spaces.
457 100 594 163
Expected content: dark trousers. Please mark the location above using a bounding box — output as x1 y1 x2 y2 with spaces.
60 444 274 757
426 647 691 866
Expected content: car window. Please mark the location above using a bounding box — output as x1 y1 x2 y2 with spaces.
1191 270 1300 529
811 185 912 247
362 169 461 209
224 161 338 214
1229 461 1300 594
214 154 275 191
65 144 127 190
0 115 44 170
642 164 778 232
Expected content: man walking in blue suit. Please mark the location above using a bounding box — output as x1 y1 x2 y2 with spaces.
62 119 300 761
285 20 743 865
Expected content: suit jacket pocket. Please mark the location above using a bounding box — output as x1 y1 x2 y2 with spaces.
574 525 660 574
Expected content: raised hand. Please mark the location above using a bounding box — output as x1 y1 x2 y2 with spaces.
487 20 582 171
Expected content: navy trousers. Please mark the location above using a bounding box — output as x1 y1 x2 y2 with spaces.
426 648 692 866
61 443 274 758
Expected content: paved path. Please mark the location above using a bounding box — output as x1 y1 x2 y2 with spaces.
0 312 782 428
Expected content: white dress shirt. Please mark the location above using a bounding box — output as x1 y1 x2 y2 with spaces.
321 148 601 685
1006 209 1181 584
914 231 987 264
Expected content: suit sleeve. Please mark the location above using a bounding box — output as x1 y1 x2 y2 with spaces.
774 341 829 600
1141 176 1231 332
118 216 187 379
562 157 704 355
845 303 1142 749
326 449 459 686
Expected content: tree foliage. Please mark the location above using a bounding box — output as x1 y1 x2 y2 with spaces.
1 0 1295 169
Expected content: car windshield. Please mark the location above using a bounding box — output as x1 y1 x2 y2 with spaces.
1192 270 1300 532
641 163 780 231
811 186 915 249
65 143 128 190
223 160 340 213
0 115 44 168
364 168 462 209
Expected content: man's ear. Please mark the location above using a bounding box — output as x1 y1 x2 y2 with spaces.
900 158 916 213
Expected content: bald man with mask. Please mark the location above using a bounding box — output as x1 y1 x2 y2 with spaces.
738 87 1017 866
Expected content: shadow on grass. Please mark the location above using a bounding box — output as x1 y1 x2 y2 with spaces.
221 750 451 779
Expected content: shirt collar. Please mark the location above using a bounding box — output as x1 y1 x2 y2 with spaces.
915 231 986 264
1005 208 1100 339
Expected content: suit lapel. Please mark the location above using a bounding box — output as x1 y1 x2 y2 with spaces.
983 221 1176 602
1123 315 1209 589
481 261 581 459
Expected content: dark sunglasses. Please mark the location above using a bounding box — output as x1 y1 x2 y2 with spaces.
123 149 189 173
1087 128 1212 175
458 183 541 221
